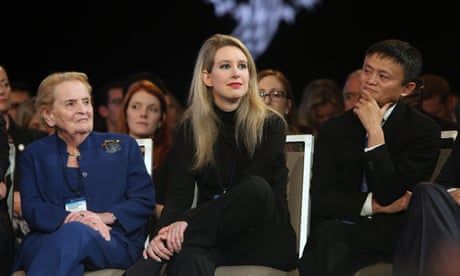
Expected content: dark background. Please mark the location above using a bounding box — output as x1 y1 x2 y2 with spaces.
2 0 458 105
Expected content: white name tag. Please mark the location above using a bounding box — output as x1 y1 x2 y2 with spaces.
65 197 87 212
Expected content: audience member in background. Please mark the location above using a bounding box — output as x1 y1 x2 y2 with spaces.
117 79 172 222
94 80 124 133
11 71 155 275
401 75 457 131
297 78 344 135
123 71 184 139
298 39 440 276
393 124 460 276
257 68 301 134
394 132 460 275
342 69 362 111
420 73 458 129
126 33 297 276
8 81 32 123
0 115 14 276
15 96 54 135
0 65 47 250
164 91 185 137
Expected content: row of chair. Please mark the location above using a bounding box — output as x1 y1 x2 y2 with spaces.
14 130 457 275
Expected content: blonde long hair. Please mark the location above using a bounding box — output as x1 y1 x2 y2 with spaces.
184 34 283 170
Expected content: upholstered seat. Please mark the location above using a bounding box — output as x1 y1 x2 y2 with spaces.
215 134 314 276
13 135 315 276
353 130 458 276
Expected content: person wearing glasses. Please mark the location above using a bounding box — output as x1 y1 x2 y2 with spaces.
297 78 345 135
257 69 301 134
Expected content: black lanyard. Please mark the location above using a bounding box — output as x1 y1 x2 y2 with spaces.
215 144 238 194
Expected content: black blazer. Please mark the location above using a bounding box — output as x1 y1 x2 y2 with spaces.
436 127 460 187
7 116 48 191
0 116 8 179
310 102 440 255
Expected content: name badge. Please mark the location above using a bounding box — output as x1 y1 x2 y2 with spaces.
65 197 87 212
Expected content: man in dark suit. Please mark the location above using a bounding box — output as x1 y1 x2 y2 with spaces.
393 129 460 276
298 39 441 276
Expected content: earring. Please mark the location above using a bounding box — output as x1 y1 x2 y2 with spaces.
158 123 162 129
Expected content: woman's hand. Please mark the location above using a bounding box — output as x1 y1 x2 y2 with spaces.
0 182 6 200
64 210 112 241
144 221 188 261
144 226 173 262
13 191 23 216
164 221 188 253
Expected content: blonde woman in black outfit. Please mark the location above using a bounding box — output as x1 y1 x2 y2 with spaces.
126 33 297 276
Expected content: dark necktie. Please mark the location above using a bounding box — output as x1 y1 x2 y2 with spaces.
362 135 368 192
362 119 385 193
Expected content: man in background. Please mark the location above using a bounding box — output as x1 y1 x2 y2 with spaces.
94 80 124 133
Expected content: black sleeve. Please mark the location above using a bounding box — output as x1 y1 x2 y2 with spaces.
0 116 9 179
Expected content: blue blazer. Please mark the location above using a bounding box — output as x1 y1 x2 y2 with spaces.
19 131 155 260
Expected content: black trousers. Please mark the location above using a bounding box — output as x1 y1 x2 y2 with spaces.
394 182 460 276
298 219 383 276
0 208 14 276
126 175 297 276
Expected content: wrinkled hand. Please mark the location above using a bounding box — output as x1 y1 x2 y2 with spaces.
372 191 412 214
64 210 112 241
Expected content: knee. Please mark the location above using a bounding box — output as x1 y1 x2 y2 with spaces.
168 247 214 274
242 175 272 199
412 182 446 202
51 222 96 244
413 182 437 193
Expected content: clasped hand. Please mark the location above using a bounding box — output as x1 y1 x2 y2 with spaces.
372 191 412 214
449 189 460 206
64 210 112 241
143 221 188 262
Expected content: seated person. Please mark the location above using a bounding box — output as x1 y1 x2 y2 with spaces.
394 127 460 276
298 39 440 276
257 68 301 134
11 71 155 275
297 78 344 135
125 33 297 276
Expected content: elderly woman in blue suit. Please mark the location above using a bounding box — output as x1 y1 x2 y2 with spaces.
11 71 155 275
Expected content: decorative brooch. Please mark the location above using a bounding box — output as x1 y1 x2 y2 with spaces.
102 139 121 153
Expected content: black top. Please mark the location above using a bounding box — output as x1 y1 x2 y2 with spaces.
157 106 291 230
0 116 9 211
0 116 8 179
7 115 48 191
